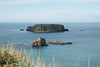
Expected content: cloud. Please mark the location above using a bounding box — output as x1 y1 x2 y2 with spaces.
0 0 100 6
0 0 44 5
75 0 100 3
0 0 62 5
0 11 100 22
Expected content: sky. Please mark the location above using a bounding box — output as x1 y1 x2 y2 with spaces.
0 0 100 22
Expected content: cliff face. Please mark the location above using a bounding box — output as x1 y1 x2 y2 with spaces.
26 24 69 32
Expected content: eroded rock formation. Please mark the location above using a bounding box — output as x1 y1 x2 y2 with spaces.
31 37 48 47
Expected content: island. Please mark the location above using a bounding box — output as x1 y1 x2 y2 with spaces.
26 24 69 32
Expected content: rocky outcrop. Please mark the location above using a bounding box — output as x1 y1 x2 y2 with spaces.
31 37 48 47
80 30 83 31
20 29 24 31
49 41 72 45
26 24 69 32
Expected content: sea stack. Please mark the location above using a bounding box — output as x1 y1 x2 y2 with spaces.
31 37 48 47
26 24 69 32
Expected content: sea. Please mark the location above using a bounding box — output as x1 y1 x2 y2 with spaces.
0 22 100 67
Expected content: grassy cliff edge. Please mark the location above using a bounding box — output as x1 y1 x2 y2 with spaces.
0 44 61 67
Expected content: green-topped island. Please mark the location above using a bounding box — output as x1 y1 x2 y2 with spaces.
26 24 69 32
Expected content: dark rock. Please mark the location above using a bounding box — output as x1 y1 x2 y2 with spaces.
20 29 24 31
26 24 69 33
49 41 72 45
80 30 83 31
31 37 48 47
63 29 69 31
60 42 72 45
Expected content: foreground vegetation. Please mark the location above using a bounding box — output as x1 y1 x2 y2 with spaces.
0 44 61 67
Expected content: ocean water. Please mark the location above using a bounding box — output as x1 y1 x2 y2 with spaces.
0 22 100 67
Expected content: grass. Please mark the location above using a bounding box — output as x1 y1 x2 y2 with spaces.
0 44 61 67
74 54 100 67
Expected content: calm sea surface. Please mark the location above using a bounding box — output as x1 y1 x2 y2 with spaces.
0 22 100 67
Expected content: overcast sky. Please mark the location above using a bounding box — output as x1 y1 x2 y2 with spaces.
0 0 100 22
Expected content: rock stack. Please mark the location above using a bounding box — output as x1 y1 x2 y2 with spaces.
31 37 48 47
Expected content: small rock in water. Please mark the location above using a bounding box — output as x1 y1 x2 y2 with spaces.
20 29 24 31
80 30 83 31
49 41 72 45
